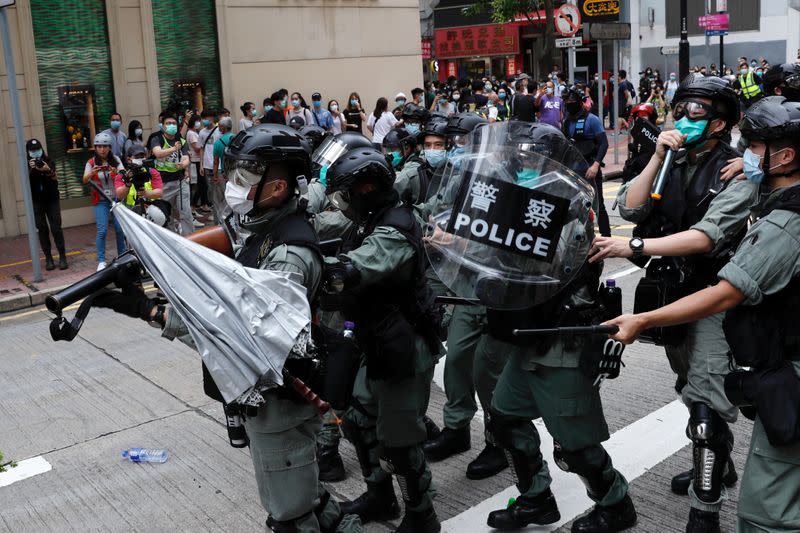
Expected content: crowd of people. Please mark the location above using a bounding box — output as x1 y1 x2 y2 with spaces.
76 53 800 533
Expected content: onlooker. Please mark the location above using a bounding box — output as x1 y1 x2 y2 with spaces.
115 143 163 207
27 138 67 271
411 87 425 107
82 131 125 270
211 117 234 219
617 70 636 128
310 92 334 132
344 92 366 133
431 89 457 116
367 97 398 149
262 92 288 125
664 72 679 105
146 112 166 157
150 114 192 235
186 113 209 219
123 120 145 156
198 109 221 221
240 101 258 131
101 112 128 158
535 80 564 129
328 100 347 134
495 87 510 120
511 81 536 122
287 92 315 126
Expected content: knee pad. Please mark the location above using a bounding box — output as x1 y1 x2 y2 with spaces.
341 417 378 479
487 411 527 450
379 445 417 476
686 402 732 502
553 442 614 500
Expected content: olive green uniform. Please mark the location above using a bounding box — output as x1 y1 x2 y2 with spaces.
335 219 444 513
488 283 630 508
716 184 800 533
394 159 423 205
163 201 361 533
617 161 758 513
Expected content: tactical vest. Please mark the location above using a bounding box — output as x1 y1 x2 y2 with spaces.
723 187 800 369
202 209 322 403
402 154 432 205
564 113 599 163
340 205 441 379
738 71 762 100
633 141 744 286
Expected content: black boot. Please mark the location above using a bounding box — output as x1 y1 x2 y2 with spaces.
671 457 738 495
466 442 508 480
395 507 441 533
423 426 470 461
45 255 55 271
685 508 721 533
487 489 561 530
339 479 400 523
58 254 69 270
424 415 441 442
571 494 637 533
317 442 345 482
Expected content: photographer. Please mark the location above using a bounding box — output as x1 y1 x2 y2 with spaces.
150 114 192 235
115 144 163 206
606 96 800 533
26 138 67 271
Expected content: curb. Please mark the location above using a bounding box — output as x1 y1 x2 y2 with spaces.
0 282 75 314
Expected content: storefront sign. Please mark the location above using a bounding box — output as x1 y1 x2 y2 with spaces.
422 40 432 59
435 24 520 60
506 57 516 77
579 0 620 22
585 22 630 40
447 61 457 77
698 13 729 30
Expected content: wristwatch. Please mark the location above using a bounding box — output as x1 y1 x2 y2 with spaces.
629 237 645 258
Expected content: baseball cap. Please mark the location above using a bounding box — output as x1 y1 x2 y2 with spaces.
311 92 322 101
395 92 407 100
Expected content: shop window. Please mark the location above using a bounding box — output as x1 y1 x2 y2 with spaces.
30 0 116 201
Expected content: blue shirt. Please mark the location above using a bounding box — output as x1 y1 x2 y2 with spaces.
312 108 334 130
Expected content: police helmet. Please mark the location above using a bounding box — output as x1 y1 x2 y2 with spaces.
445 113 488 136
288 115 306 130
738 96 800 142
94 131 114 146
325 147 395 195
298 125 330 152
402 103 429 123
762 63 800 100
561 85 585 103
672 74 740 132
223 124 312 193
382 129 414 152
423 117 448 139
145 200 171 227
312 131 373 170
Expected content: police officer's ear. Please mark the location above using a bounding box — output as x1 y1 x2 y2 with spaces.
708 117 727 136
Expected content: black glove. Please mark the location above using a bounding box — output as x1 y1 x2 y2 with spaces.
593 339 625 387
323 256 361 293
92 286 157 322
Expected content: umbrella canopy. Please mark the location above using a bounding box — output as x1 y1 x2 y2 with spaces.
113 205 311 403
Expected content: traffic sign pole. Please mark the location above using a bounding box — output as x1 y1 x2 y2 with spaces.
679 0 689 80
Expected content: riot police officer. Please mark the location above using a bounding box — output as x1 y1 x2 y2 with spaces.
445 112 487 159
761 62 800 101
589 74 757 532
94 124 362 533
401 103 429 141
606 95 800 533
562 86 611 237
322 147 444 533
425 121 636 532
382 129 424 204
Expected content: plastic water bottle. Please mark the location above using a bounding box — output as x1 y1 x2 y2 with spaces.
343 321 355 339
601 279 623 319
121 448 169 463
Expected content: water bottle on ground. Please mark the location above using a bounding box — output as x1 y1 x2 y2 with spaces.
601 279 623 319
121 448 169 463
343 321 355 339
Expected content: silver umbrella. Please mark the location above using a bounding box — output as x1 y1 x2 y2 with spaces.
112 204 311 404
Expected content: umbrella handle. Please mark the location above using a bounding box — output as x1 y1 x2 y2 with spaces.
284 369 331 414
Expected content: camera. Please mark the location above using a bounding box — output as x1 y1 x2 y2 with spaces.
33 158 44 168
124 158 156 190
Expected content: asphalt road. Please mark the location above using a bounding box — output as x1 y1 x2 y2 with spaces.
0 181 753 533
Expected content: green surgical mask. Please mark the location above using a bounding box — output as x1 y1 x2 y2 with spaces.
674 117 709 147
390 151 403 168
516 169 542 188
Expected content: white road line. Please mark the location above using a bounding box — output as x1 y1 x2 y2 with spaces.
0 456 52 488
605 264 641 280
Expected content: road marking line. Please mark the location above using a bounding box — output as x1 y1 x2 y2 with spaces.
440 400 690 532
0 456 52 488
0 250 85 269
606 265 642 280
0 285 157 322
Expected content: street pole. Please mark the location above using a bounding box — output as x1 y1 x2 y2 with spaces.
613 39 619 164
719 34 724 73
704 0 710 70
597 40 603 127
679 0 690 80
0 6 43 282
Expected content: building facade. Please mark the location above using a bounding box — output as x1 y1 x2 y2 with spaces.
0 0 422 238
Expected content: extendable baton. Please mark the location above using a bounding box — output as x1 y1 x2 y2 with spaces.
512 325 620 336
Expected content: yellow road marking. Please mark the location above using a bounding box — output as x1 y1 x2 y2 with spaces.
0 250 86 269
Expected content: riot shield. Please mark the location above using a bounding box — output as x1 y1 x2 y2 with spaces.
426 122 596 310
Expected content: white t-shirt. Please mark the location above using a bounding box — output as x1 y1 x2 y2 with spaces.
331 114 346 135
186 129 201 163
487 106 499 120
239 117 254 131
371 112 398 144
437 101 456 116
198 127 221 170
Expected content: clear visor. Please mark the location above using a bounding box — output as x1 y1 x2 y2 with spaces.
312 137 350 168
224 158 267 187
448 134 468 147
329 190 351 211
672 100 714 121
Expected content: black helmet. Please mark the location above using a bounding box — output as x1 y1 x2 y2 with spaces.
423 117 448 138
224 124 312 190
312 131 373 169
325 147 395 194
561 85 585 103
402 103 429 123
672 74 740 131
298 125 329 151
739 96 800 141
762 63 800 100
288 115 305 129
382 129 414 152
445 113 487 136
504 121 586 174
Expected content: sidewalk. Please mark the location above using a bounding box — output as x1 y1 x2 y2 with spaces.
0 210 214 313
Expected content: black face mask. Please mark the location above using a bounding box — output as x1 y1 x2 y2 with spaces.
347 189 398 222
565 101 582 115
